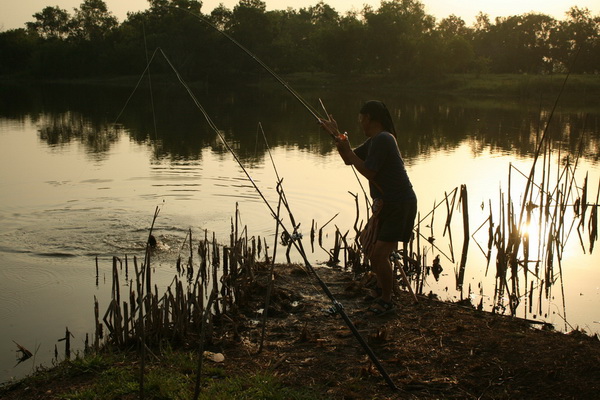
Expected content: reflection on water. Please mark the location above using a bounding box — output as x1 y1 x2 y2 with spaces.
0 82 599 383
2 81 598 162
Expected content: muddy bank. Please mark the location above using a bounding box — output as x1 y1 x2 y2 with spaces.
3 262 599 399
225 263 600 399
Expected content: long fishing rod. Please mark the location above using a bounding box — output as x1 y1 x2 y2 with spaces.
155 48 399 391
167 5 324 124
166 5 378 223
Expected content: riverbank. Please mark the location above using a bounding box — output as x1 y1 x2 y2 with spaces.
1 262 599 399
3 72 599 103
266 72 600 104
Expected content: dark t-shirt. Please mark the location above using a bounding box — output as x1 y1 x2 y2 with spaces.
354 131 416 203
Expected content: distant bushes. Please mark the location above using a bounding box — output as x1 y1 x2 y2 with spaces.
1 0 598 80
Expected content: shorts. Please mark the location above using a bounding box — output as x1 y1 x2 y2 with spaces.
376 200 417 243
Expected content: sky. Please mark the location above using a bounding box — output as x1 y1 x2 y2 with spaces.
1 0 598 31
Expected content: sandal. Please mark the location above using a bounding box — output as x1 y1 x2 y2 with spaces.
364 298 395 317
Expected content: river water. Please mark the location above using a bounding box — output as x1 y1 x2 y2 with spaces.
1 81 599 383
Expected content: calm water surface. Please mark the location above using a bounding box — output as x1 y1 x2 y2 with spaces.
1 82 599 382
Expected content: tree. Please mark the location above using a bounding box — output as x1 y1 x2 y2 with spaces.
268 8 315 73
229 0 273 70
306 2 341 72
472 13 555 73
362 0 436 77
71 0 118 41
438 14 470 39
473 12 491 32
437 15 474 72
308 1 338 25
518 13 556 73
26 6 71 40
0 29 36 74
321 13 365 74
170 0 202 12
551 7 600 72
210 4 233 30
7 0 598 80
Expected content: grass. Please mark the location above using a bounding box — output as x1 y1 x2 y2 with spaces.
1 347 324 400
255 72 600 112
198 373 322 400
439 73 600 99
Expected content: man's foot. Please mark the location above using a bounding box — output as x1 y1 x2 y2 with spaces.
364 298 395 317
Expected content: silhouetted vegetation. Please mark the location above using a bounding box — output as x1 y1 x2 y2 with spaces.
1 0 598 81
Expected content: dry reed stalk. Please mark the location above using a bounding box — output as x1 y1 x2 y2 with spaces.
212 233 220 317
456 185 470 291
337 229 352 271
493 189 507 312
222 247 230 309
392 254 418 303
244 227 255 282
414 212 421 292
193 289 217 400
259 190 283 353
57 327 73 360
329 227 344 266
257 235 262 259
443 189 457 263
123 302 129 344
589 178 600 253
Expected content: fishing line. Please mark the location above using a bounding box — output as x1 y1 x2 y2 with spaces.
157 49 266 200
256 121 343 298
257 122 281 182
112 48 161 126
152 47 399 391
253 123 261 166
142 23 159 146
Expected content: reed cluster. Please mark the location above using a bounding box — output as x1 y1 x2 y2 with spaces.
79 148 597 395
95 205 269 352
484 149 599 327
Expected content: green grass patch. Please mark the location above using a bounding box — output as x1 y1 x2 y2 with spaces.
22 348 325 400
197 372 323 400
60 366 139 399
440 73 600 98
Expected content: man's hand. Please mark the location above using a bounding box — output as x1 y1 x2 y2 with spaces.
319 115 341 139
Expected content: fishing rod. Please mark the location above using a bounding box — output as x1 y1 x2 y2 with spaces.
154 48 399 391
166 5 325 124
165 5 377 221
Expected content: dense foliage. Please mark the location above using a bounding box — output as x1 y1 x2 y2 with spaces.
0 0 598 80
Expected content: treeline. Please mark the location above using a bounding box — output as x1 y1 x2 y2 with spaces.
1 0 599 81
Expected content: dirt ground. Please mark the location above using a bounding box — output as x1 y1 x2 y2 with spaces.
2 263 600 399
219 263 600 399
